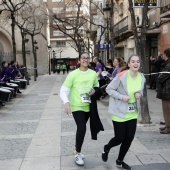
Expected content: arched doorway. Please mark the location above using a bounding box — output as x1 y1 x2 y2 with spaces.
0 30 13 63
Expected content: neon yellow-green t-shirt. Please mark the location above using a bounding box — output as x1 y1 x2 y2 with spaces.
63 64 66 69
63 68 99 112
112 70 142 122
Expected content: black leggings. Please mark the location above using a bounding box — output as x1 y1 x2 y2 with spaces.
72 111 90 152
106 119 137 161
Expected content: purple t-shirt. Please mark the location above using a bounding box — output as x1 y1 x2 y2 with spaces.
95 63 104 80
112 67 121 78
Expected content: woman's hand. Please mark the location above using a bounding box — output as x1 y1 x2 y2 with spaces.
122 95 130 102
134 92 141 99
64 102 72 116
89 88 95 96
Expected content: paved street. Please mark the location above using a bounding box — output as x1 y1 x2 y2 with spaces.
0 73 170 170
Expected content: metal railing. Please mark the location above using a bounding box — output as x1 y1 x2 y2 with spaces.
0 52 14 63
160 0 170 15
113 16 128 36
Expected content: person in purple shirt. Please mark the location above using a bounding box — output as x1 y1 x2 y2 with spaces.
1 61 11 82
93 57 106 87
9 61 19 80
9 61 22 93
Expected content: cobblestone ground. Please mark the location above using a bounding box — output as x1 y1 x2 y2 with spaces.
0 74 170 170
60 74 170 170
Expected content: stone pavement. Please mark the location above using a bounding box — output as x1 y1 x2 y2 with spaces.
0 73 170 170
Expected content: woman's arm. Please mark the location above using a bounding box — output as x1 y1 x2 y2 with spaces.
60 85 70 104
106 76 123 100
60 85 72 115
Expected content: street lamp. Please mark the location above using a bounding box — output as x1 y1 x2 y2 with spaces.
22 29 29 66
48 45 52 75
33 40 38 80
103 4 111 60
86 29 90 53
52 50 56 72
60 50 63 58
21 29 29 84
34 45 39 77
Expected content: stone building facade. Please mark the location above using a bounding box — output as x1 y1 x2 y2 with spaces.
0 2 50 75
112 0 170 75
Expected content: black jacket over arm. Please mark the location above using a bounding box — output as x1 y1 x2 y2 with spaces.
90 87 104 140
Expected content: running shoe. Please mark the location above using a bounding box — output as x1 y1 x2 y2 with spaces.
102 145 109 162
116 160 132 170
75 153 84 165
74 150 84 159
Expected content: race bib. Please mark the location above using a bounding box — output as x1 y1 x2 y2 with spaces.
127 102 137 112
80 93 91 103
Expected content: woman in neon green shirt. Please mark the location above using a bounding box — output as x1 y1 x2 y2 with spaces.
60 52 99 165
102 54 145 170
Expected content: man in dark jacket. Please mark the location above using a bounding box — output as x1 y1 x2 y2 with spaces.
157 48 170 134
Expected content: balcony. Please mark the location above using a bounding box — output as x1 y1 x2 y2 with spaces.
160 4 170 18
160 1 170 18
113 16 129 37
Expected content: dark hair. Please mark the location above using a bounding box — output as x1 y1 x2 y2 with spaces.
115 57 124 67
107 59 113 67
78 52 89 59
164 48 170 58
10 61 15 65
2 61 7 66
158 54 163 60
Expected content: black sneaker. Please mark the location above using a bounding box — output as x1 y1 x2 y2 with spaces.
116 160 132 170
102 145 109 162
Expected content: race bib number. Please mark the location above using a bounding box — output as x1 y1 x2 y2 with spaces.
80 93 91 103
127 102 136 112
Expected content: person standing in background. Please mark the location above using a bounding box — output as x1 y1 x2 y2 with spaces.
157 48 170 134
112 57 125 78
62 63 66 74
56 64 60 74
106 59 114 74
148 56 156 89
152 55 164 91
66 63 70 74
93 57 106 88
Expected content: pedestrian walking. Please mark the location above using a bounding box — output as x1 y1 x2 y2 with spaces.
60 52 101 166
62 63 66 74
157 48 170 134
102 54 145 170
